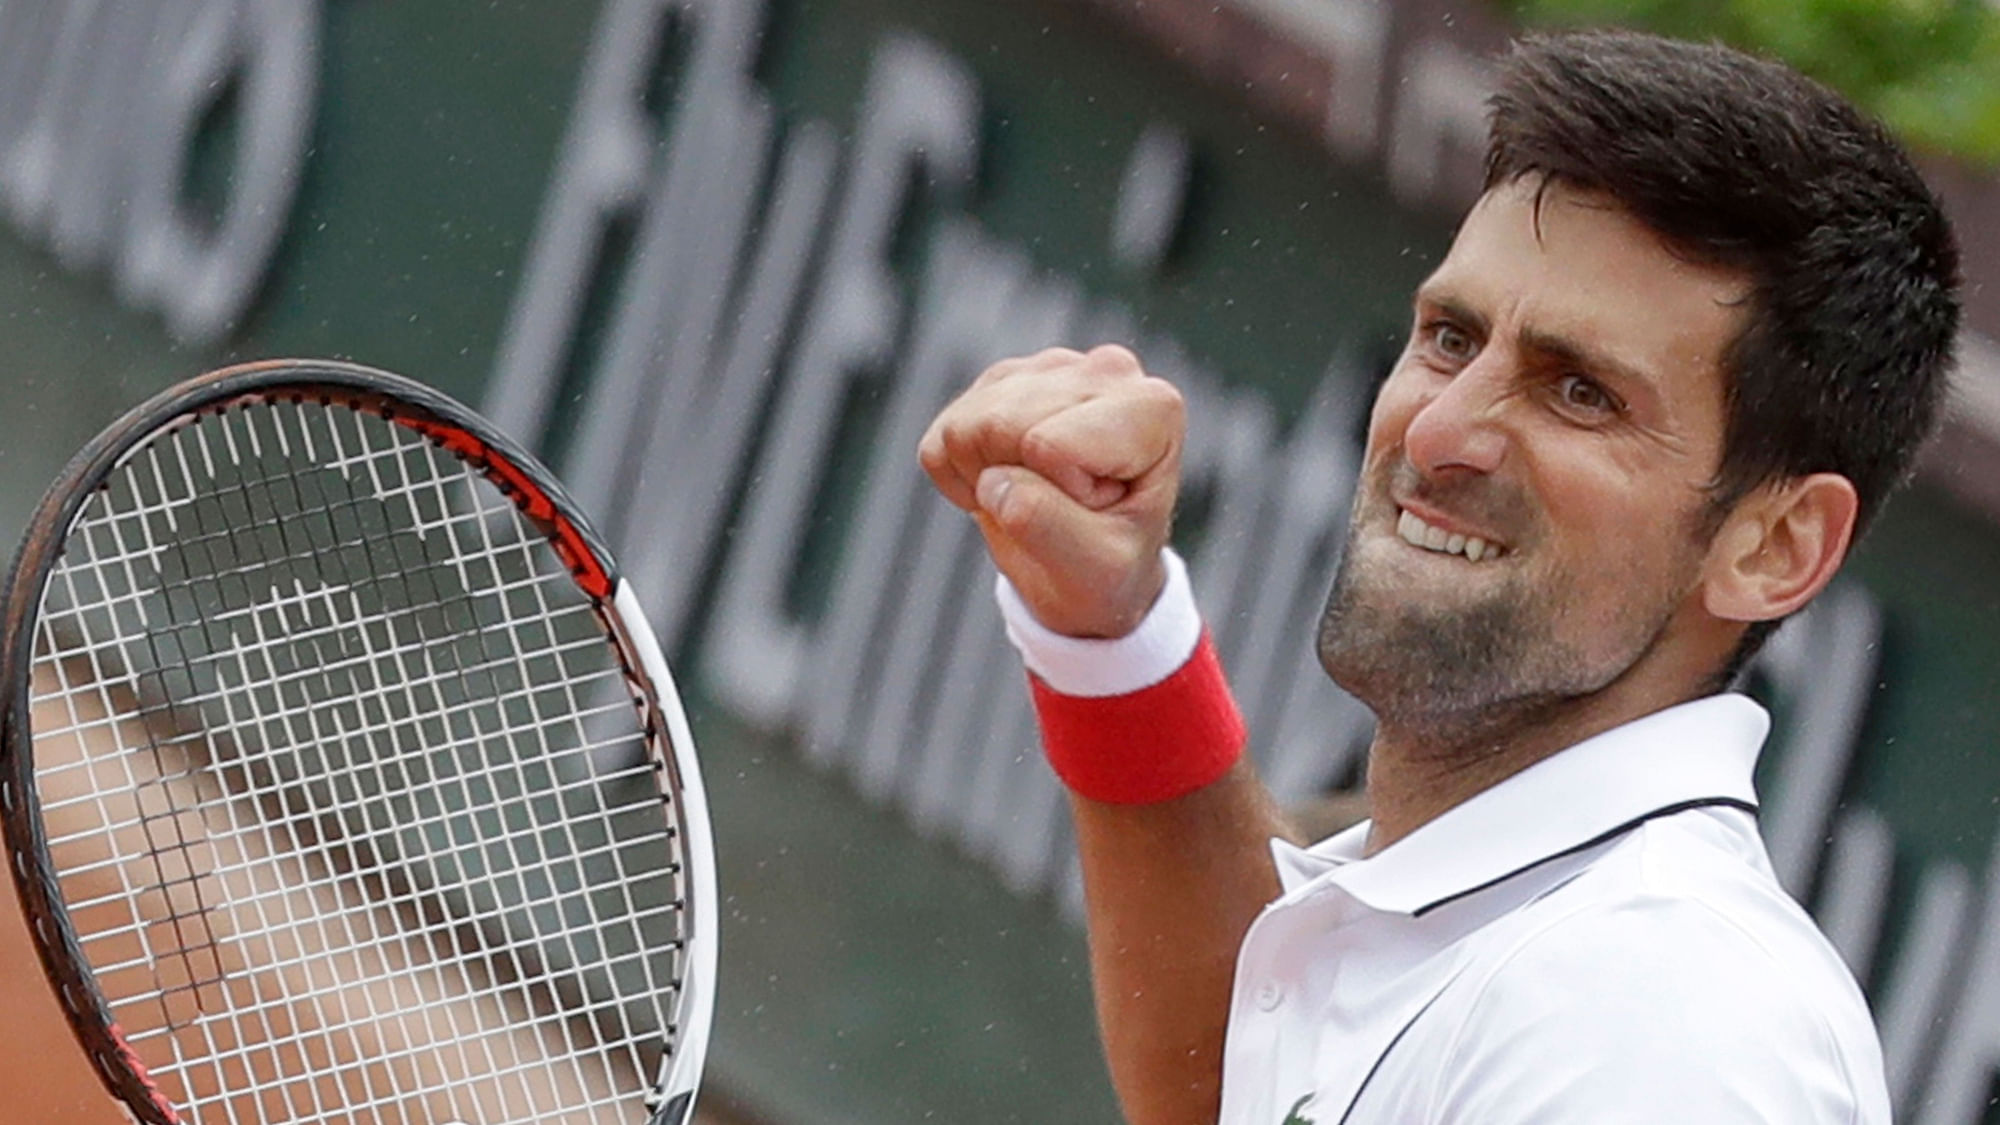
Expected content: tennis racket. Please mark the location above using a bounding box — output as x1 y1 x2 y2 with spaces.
0 359 717 1125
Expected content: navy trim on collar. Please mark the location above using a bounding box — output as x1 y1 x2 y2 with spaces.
1412 796 1758 917
1269 695 1770 915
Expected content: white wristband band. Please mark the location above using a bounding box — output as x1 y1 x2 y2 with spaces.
993 548 1203 698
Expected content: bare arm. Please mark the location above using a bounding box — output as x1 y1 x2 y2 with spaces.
920 345 1296 1125
1071 764 1294 1125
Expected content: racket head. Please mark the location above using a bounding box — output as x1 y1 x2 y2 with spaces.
0 359 716 1125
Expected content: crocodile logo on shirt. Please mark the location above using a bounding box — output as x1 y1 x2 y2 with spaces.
1282 1093 1316 1125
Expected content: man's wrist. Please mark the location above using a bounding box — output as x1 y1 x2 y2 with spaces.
996 549 1246 805
994 548 1203 697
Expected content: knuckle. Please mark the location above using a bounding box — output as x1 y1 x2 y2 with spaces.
986 348 1080 386
932 428 974 473
972 356 1025 387
1136 376 1186 420
1084 343 1142 377
937 410 985 447
916 430 948 471
1141 372 1184 403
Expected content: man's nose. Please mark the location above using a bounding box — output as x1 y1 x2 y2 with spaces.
1401 359 1509 477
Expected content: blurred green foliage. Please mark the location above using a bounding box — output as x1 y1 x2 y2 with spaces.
1496 0 2000 165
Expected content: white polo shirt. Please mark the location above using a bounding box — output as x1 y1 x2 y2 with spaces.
1219 693 1890 1124
997 558 1891 1125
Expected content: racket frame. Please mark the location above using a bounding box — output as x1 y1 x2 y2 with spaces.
0 359 718 1125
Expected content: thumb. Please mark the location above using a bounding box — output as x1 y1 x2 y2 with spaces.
975 464 1095 560
973 465 1164 638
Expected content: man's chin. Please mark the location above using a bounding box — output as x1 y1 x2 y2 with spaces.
1330 565 1505 628
1316 568 1535 714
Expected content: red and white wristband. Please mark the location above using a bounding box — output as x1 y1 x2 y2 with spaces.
995 549 1247 805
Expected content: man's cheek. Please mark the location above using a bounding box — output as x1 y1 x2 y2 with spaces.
1365 375 1425 450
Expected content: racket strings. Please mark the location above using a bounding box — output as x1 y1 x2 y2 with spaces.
45 468 564 1112
131 410 664 1112
29 398 689 1124
296 398 683 1094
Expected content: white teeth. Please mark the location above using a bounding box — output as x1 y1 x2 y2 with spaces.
1397 509 1423 546
1396 508 1500 562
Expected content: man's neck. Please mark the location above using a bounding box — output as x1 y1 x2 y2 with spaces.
1359 685 1702 855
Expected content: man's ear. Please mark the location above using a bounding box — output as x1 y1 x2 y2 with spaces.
1702 473 1859 623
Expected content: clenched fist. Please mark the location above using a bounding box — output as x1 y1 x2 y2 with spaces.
918 345 1185 639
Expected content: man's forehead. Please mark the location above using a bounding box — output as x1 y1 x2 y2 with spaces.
1419 181 1750 373
1443 181 1734 277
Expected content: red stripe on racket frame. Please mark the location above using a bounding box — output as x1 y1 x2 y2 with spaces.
389 415 613 600
103 1022 180 1124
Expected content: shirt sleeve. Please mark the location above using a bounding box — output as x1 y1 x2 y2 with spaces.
1430 897 1880 1124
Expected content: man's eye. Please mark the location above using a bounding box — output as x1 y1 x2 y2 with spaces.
1432 323 1476 362
1557 374 1617 415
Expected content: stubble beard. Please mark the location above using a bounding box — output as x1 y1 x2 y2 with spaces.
1314 512 1689 748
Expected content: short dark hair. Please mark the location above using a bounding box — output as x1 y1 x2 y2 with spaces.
1485 29 1960 532
1483 29 1960 680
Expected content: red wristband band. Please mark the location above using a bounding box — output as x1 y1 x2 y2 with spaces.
1027 631 1247 805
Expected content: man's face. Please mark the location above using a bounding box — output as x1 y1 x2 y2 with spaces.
1318 177 1750 728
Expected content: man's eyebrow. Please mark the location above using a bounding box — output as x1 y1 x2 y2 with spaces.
1413 285 1488 337
1518 326 1656 389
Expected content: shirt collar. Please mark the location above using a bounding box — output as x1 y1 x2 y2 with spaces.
1270 693 1769 915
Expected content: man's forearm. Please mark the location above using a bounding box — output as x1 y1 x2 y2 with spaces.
1071 761 1294 1125
917 351 1287 1122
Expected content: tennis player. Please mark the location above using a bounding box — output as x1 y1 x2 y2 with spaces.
921 29 1958 1125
